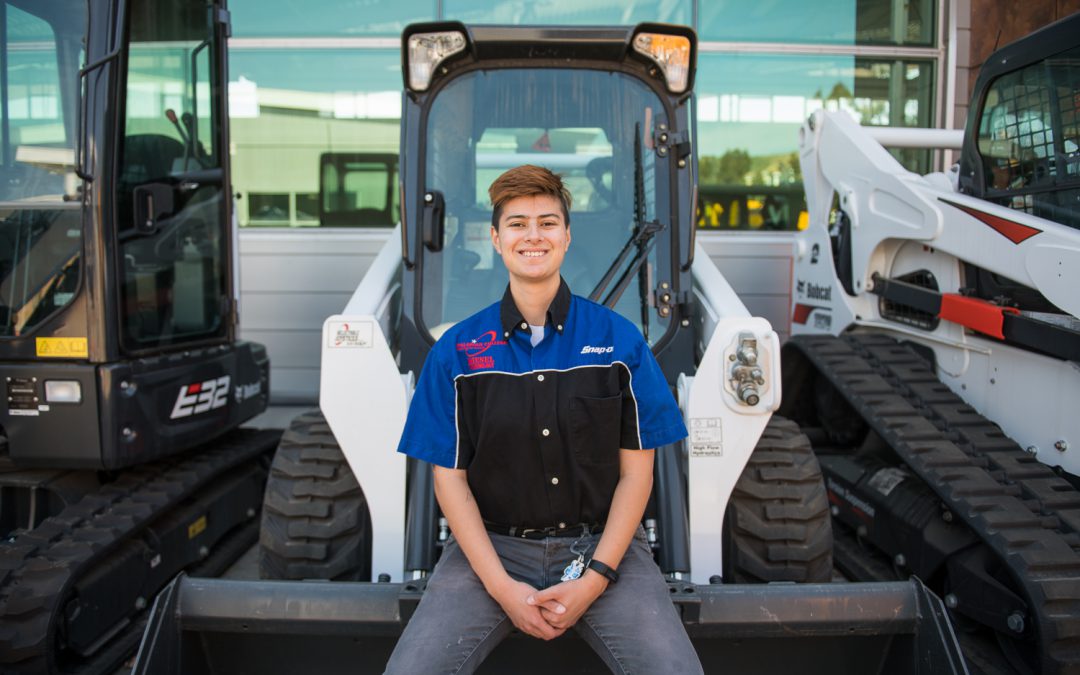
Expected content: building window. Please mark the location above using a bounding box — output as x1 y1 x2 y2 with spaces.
248 193 290 224
226 0 944 233
695 53 935 231
229 49 402 227
442 0 690 25
229 0 434 38
698 0 935 46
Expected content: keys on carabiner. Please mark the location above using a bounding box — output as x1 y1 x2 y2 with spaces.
561 554 585 581
561 526 593 582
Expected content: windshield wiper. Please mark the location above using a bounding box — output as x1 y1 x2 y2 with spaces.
587 123 662 339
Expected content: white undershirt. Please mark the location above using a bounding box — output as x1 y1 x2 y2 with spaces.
529 324 545 347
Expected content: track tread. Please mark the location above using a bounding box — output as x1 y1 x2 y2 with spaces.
0 428 279 675
790 333 1080 675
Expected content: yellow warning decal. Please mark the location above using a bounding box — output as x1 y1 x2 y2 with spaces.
36 337 88 358
188 515 207 539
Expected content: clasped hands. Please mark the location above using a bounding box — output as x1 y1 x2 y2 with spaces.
493 573 609 641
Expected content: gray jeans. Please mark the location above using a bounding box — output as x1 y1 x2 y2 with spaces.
384 527 703 674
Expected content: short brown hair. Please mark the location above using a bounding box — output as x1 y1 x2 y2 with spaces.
488 164 572 229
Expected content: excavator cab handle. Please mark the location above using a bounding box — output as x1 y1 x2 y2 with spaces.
133 182 175 235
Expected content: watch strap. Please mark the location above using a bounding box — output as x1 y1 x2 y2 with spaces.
586 558 619 584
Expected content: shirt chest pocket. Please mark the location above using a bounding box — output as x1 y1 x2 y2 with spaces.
568 394 622 465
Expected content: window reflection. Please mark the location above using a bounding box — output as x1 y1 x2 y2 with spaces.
225 1 942 234
695 53 934 231
698 0 935 46
229 50 402 227
443 0 689 25
229 0 434 37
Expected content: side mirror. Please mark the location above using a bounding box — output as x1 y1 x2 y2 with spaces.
422 190 445 252
133 183 175 235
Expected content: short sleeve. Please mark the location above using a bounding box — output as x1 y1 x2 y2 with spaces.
396 346 470 468
620 337 688 450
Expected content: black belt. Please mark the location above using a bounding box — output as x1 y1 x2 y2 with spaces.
484 522 603 540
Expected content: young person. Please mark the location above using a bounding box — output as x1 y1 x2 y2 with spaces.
386 165 702 674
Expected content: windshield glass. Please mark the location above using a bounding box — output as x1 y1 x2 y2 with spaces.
422 68 671 343
0 1 85 337
976 44 1080 228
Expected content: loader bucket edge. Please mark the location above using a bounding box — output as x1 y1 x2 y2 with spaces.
135 574 967 674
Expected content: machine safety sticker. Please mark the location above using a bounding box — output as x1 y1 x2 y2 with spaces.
9 409 39 416
36 337 88 358
328 321 373 349
689 418 723 457
868 467 908 497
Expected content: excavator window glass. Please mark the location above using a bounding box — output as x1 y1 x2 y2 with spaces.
116 0 228 350
976 44 1080 229
421 68 672 344
0 1 84 337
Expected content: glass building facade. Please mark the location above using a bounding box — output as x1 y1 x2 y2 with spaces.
227 0 945 231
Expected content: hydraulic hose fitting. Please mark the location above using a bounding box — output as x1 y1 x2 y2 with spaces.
730 332 762 406
737 379 760 406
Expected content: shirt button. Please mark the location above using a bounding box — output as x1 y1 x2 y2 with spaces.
542 428 550 437
557 324 563 332
558 522 566 529
537 374 545 382
551 477 559 485
520 322 528 329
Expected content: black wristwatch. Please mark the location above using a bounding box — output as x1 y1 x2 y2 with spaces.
586 558 619 584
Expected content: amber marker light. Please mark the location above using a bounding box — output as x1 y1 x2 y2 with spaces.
632 32 692 94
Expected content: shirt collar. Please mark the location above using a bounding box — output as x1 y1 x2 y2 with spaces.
500 277 571 338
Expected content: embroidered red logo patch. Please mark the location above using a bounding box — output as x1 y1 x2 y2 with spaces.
458 330 505 370
468 356 494 370
457 330 507 356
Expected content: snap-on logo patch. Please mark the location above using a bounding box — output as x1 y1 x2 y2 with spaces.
580 345 614 355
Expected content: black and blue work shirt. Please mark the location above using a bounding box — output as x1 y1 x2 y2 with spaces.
397 279 688 529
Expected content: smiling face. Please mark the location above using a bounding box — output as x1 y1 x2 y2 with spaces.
490 194 571 286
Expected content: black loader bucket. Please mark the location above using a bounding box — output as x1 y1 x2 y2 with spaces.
134 574 967 674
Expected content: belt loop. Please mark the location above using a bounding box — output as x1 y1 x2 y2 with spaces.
508 526 517 537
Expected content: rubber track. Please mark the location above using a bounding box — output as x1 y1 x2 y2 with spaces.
789 334 1080 675
0 428 280 675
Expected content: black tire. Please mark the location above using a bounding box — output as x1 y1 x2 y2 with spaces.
259 409 372 580
722 415 833 583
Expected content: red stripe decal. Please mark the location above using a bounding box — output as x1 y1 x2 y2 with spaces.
939 198 1042 244
939 294 1019 340
792 303 814 325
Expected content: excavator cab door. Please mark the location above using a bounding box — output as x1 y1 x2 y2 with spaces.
114 0 234 354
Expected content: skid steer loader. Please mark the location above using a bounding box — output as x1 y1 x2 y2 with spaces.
782 11 1080 674
134 22 966 674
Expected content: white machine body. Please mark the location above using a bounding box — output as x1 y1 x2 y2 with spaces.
794 109 1080 476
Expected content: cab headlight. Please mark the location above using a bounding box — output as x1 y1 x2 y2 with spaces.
407 31 467 92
